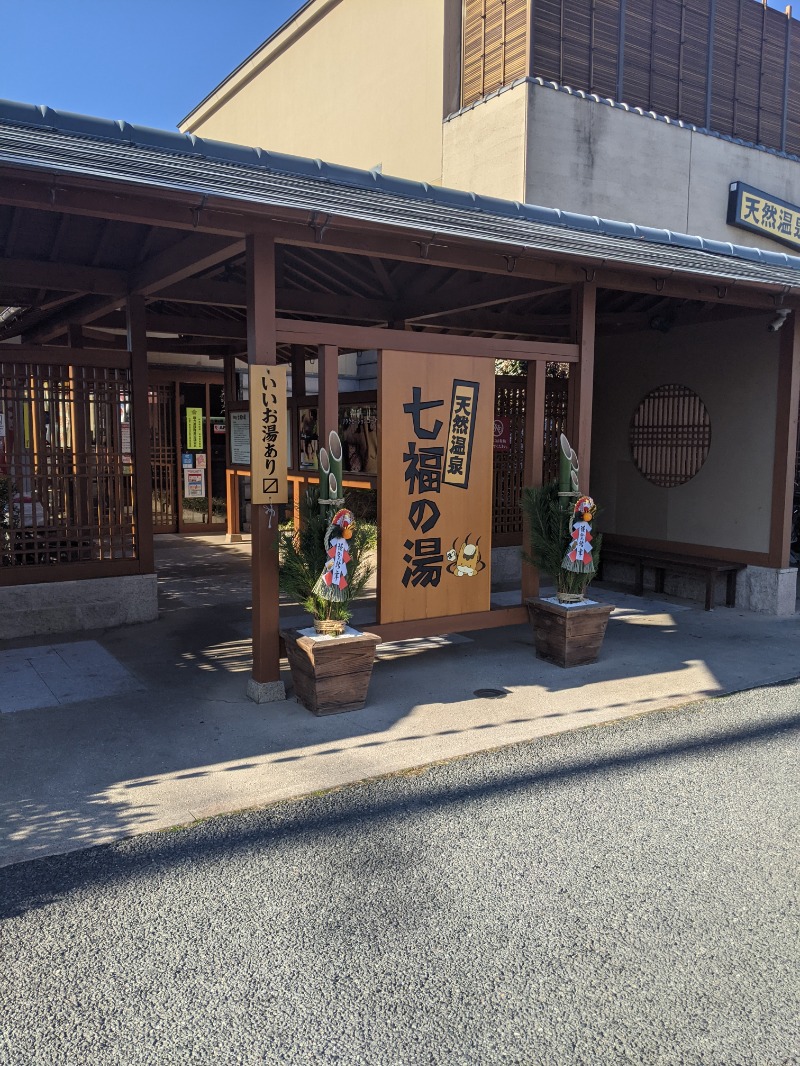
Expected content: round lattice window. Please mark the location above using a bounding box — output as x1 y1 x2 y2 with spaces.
629 384 711 487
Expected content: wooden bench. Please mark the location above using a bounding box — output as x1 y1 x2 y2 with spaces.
599 544 746 611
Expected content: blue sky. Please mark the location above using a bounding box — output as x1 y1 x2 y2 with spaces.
0 0 303 130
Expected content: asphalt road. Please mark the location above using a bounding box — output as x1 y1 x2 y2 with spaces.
1 681 798 1066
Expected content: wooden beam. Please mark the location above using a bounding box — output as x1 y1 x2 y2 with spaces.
278 289 394 321
129 234 245 296
568 284 597 492
22 294 125 344
151 281 394 324
246 232 282 689
768 312 800 567
158 278 246 306
0 257 127 295
126 295 155 574
0 343 129 368
147 313 245 340
275 318 578 361
403 280 570 322
406 308 572 336
79 328 234 356
369 605 529 642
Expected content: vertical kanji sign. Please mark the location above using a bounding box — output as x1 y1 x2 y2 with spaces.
379 351 494 624
249 364 288 504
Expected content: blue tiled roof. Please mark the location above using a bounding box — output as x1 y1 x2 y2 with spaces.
1 98 799 290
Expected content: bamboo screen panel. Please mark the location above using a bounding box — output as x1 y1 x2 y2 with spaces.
0 359 137 571
462 0 529 107
629 384 711 487
492 373 569 544
528 0 800 156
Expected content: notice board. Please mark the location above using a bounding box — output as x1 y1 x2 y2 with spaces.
379 350 494 624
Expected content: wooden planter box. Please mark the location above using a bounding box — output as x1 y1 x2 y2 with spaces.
526 597 613 668
281 627 380 715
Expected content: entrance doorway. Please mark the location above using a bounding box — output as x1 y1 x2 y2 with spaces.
148 371 227 534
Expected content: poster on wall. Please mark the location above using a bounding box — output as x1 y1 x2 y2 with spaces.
379 350 494 625
186 407 204 451
493 416 511 453
184 469 206 498
249 364 288 504
229 411 251 466
120 422 132 466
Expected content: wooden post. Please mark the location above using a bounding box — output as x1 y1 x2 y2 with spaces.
522 360 547 600
126 296 154 574
768 312 800 567
317 343 339 461
246 233 285 700
290 344 307 481
225 469 241 540
223 353 241 540
67 325 91 531
568 283 597 492
290 344 307 399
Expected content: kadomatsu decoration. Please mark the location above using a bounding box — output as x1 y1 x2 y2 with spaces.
521 434 612 667
521 435 602 603
278 431 374 636
279 430 379 715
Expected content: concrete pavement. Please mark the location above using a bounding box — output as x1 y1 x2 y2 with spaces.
1 534 798 868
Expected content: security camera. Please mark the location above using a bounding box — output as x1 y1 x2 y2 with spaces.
768 309 791 332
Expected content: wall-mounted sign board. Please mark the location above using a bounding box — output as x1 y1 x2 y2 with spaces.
728 181 800 252
379 350 494 625
229 410 251 467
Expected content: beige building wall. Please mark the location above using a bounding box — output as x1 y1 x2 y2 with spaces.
591 317 780 554
183 0 447 185
525 83 800 251
441 85 528 203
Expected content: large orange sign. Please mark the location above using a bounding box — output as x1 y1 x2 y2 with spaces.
378 351 494 624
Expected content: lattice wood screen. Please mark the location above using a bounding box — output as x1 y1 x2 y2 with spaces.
149 383 176 532
463 0 529 107
629 384 711 488
530 0 800 156
0 360 137 570
492 373 568 544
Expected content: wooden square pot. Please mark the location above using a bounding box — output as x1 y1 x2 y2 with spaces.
281 628 380 715
526 597 613 668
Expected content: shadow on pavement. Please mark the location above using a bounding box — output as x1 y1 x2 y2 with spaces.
2 696 797 920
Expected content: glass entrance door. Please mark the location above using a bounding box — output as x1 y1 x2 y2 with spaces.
178 381 227 531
